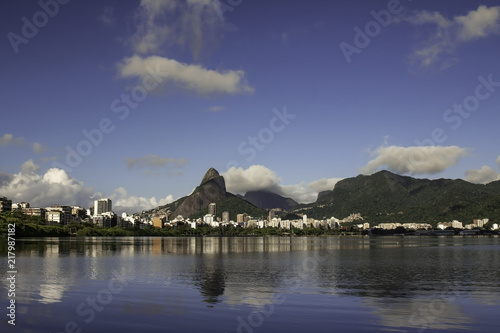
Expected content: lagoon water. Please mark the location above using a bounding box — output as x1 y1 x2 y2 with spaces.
1 236 500 333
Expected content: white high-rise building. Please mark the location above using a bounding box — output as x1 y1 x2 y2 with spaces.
208 203 216 217
94 198 112 216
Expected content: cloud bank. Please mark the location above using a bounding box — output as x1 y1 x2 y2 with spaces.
465 165 500 184
118 0 253 96
0 133 24 146
110 187 174 214
223 165 342 203
1 133 49 155
0 160 175 214
118 55 254 95
0 160 95 207
360 145 468 175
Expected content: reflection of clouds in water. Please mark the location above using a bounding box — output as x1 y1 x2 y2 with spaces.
150 274 172 286
222 252 333 308
0 273 71 305
365 296 471 331
224 285 279 308
39 283 67 304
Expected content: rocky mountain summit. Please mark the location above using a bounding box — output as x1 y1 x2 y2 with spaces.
170 168 227 219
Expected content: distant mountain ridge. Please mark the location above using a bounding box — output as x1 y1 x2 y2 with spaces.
240 190 298 211
143 169 500 226
296 170 500 225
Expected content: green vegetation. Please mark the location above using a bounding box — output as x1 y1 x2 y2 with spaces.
0 211 72 237
293 170 500 227
1 211 364 238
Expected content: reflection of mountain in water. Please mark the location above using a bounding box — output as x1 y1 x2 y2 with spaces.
190 237 227 304
195 262 226 304
9 236 500 331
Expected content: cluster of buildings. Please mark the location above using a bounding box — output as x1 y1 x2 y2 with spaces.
373 223 433 230
0 196 176 229
372 218 497 231
2 196 497 232
436 219 497 230
146 204 369 231
0 196 136 228
2 196 86 225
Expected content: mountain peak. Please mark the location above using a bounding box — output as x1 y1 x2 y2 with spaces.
200 168 220 186
170 167 227 219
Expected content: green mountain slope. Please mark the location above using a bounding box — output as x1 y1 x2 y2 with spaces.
295 170 500 226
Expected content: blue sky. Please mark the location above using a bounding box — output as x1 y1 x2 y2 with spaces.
1 0 500 213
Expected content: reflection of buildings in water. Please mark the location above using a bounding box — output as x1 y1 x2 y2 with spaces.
155 237 338 255
152 237 312 255
16 236 416 258
152 237 163 255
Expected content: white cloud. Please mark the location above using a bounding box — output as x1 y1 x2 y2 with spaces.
32 142 49 154
21 159 40 174
208 105 225 112
1 134 50 155
497 154 500 168
404 10 452 28
465 166 500 184
360 145 468 175
118 55 254 95
0 160 176 214
223 165 342 203
455 5 500 40
98 6 116 26
0 160 95 207
307 177 343 193
224 165 282 194
110 187 174 214
403 5 500 71
126 154 188 172
0 133 24 146
132 0 221 59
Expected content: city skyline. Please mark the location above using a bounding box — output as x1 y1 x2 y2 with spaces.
1 1 500 214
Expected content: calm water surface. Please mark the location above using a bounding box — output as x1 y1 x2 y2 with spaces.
1 236 499 333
